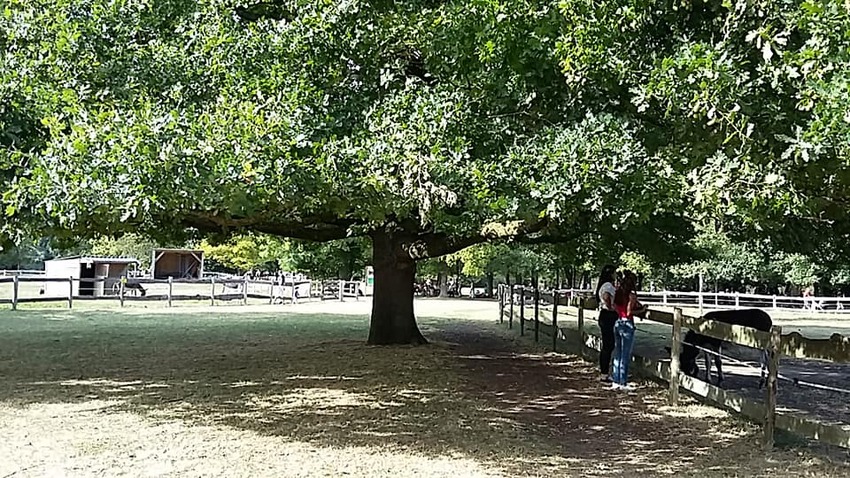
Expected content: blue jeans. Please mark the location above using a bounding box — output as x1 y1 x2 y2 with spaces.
612 319 636 385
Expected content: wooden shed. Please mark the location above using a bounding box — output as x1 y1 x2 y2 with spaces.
44 256 139 297
151 249 204 279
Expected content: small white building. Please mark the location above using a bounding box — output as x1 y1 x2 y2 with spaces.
44 256 139 297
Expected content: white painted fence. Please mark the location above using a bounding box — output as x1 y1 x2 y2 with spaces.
0 275 364 310
553 288 850 313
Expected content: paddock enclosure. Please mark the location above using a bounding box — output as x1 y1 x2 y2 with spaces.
499 285 850 451
0 274 366 309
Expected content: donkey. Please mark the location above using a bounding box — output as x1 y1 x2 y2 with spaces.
674 309 772 387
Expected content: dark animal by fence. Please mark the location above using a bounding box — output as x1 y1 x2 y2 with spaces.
126 282 147 297
676 309 772 387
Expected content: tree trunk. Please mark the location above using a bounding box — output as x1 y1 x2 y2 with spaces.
438 271 449 297
367 230 427 345
486 272 494 298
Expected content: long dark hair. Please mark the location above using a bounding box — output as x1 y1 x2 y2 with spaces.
615 270 638 306
595 265 617 297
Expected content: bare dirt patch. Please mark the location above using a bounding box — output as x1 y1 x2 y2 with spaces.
0 299 847 477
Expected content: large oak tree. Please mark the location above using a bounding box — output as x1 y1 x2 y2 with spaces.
3 0 845 343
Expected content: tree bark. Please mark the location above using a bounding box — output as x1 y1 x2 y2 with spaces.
486 272 494 298
367 230 427 345
438 271 449 297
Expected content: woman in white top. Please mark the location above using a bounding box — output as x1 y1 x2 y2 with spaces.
595 265 618 382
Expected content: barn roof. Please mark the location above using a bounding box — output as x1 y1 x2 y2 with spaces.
152 248 204 254
48 255 140 264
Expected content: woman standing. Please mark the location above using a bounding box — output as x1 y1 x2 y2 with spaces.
595 265 618 382
611 270 642 391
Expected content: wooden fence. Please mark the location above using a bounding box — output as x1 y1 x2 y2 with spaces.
497 284 850 450
543 287 850 313
0 276 364 309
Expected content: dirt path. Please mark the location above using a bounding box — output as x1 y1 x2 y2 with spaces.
435 318 849 477
533 302 850 433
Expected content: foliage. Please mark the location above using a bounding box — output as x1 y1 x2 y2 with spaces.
770 252 822 287
670 230 768 285
199 234 289 273
0 235 90 269
0 236 53 269
555 0 850 251
1 0 686 253
619 251 652 277
286 238 371 280
89 233 159 269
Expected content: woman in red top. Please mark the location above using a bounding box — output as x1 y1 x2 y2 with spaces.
610 270 642 390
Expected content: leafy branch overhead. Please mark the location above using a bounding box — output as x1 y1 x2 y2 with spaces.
0 0 680 250
2 0 848 255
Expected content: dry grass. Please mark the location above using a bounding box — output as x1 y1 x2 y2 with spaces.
0 299 847 477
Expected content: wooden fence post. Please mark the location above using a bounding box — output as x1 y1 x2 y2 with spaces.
210 276 216 306
552 291 559 352
519 286 525 336
119 277 125 307
764 325 782 448
243 276 249 305
577 298 585 355
735 292 740 309
772 295 777 310
11 275 18 311
509 284 514 329
167 276 173 307
669 307 683 405
533 283 540 343
291 280 297 304
338 280 344 302
269 279 275 304
68 276 74 309
663 291 668 305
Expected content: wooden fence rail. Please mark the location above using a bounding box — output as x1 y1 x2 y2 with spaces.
557 289 850 364
495 284 850 450
0 276 365 310
513 286 850 313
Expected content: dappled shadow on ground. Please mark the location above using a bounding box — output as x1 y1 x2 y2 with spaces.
0 308 847 477
438 320 850 477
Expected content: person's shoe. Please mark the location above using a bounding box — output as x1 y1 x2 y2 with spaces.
608 383 622 390
620 383 637 392
600 375 612 383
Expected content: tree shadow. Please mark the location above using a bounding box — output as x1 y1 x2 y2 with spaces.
0 309 846 477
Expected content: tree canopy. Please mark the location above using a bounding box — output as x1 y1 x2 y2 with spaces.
1 0 686 244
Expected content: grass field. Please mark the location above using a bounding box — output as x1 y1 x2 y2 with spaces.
1 299 848 477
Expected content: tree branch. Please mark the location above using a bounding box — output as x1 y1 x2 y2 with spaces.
180 211 357 242
234 2 295 22
404 210 596 259
407 218 551 259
